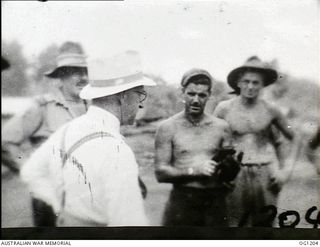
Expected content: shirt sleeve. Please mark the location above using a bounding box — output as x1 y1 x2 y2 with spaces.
20 131 61 212
2 102 43 145
97 140 149 226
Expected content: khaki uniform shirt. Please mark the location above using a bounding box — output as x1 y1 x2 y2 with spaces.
2 90 88 161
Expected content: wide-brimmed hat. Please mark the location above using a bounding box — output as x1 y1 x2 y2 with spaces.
227 56 278 94
44 41 87 78
80 50 156 100
181 68 213 89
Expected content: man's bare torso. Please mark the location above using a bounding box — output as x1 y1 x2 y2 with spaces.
165 111 230 188
215 98 278 164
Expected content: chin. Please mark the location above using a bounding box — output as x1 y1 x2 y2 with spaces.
189 111 203 117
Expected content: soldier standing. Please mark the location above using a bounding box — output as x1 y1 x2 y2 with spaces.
155 69 238 226
214 57 298 227
2 41 89 226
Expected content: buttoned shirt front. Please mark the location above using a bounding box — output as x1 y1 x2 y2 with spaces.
21 105 148 226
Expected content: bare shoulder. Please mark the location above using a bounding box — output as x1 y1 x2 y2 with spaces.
156 112 183 137
207 114 231 132
260 99 283 118
213 98 236 118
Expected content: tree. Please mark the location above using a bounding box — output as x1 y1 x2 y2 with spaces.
1 40 30 96
28 43 59 94
33 44 59 82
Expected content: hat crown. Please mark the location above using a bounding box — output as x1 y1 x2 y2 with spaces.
44 41 87 78
80 51 156 100
181 68 212 87
58 41 85 56
242 56 271 70
88 50 142 81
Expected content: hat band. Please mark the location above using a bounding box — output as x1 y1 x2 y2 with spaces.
90 72 143 87
56 55 87 68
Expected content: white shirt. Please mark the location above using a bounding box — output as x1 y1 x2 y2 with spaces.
21 105 149 226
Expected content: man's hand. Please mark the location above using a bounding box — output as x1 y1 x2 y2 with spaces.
192 160 218 176
269 170 289 194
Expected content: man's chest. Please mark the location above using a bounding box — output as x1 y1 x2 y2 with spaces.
225 106 273 134
172 125 223 155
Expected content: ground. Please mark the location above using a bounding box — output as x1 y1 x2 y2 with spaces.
1 131 319 228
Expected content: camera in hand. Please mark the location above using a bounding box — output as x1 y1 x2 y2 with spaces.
212 147 243 182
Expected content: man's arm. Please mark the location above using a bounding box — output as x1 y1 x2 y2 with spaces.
213 101 226 119
20 133 61 212
269 105 302 184
154 121 216 183
2 102 43 169
271 106 294 141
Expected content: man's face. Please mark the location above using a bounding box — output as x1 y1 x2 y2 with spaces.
237 71 264 99
121 86 147 125
61 68 88 99
183 83 210 117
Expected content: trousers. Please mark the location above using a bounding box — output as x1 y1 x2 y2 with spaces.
32 198 57 227
163 186 229 226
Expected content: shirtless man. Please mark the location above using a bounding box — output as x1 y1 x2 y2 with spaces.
155 69 233 226
214 57 296 227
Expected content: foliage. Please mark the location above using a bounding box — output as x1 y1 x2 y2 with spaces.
1 40 30 96
33 44 59 82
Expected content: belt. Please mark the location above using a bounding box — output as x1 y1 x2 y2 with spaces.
241 163 270 168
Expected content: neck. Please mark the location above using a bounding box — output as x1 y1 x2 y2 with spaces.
61 88 81 103
239 95 258 106
92 96 122 124
184 111 204 125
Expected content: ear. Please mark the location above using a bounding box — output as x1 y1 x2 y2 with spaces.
236 80 241 88
179 87 185 102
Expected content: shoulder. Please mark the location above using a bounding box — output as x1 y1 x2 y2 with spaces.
157 112 183 132
260 99 283 118
156 112 183 140
206 114 231 131
214 98 236 117
33 94 55 106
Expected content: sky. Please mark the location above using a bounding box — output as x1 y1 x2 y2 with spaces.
2 0 319 85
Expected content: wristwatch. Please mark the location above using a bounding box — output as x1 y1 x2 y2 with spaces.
187 167 194 175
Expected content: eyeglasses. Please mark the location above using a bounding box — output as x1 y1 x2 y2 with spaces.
133 90 148 103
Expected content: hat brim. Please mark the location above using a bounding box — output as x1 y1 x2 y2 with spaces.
44 65 87 78
80 77 156 100
227 66 278 93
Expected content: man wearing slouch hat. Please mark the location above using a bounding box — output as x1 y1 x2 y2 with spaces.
214 56 299 227
2 41 89 226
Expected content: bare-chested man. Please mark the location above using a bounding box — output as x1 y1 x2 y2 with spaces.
214 57 296 227
155 69 233 226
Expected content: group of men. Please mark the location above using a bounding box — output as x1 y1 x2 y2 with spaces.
2 41 302 227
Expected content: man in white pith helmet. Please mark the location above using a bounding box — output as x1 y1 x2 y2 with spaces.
21 50 156 226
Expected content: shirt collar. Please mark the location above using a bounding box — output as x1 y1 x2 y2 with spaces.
86 105 121 134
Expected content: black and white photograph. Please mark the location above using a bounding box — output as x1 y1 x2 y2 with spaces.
1 0 319 240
